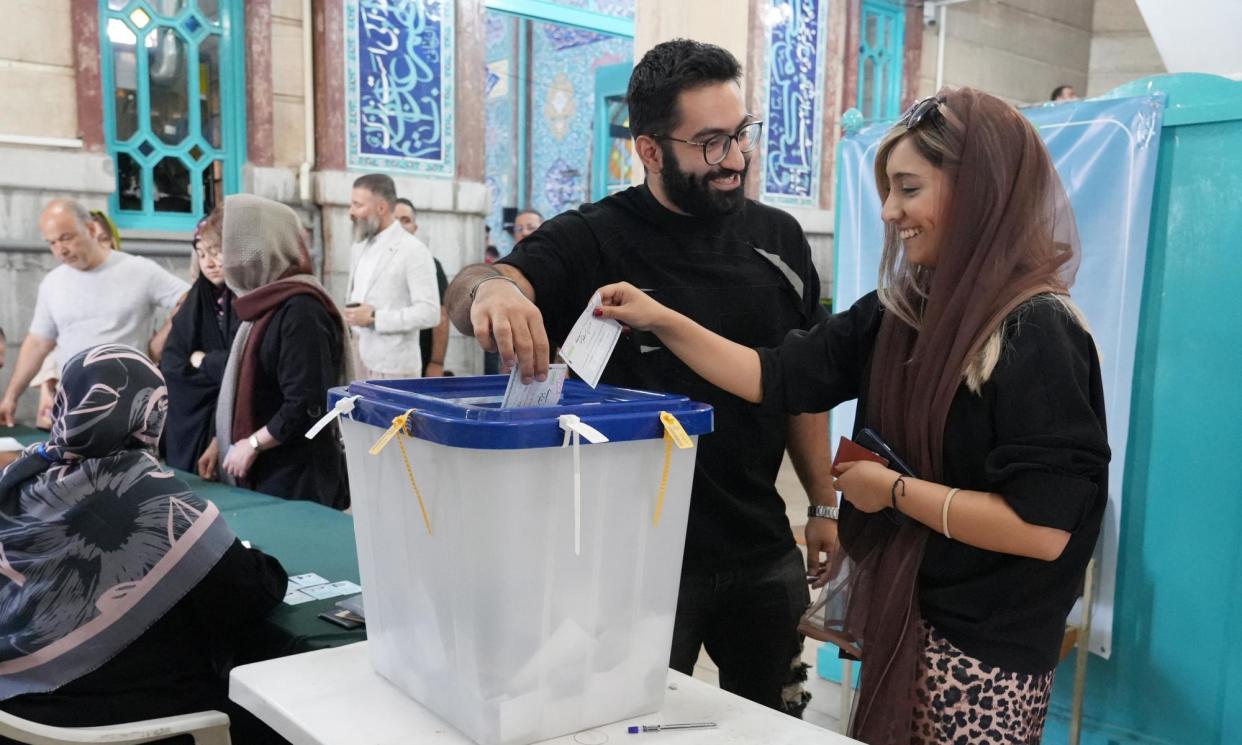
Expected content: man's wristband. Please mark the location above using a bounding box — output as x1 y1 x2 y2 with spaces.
248 434 261 451
469 274 520 300
808 504 839 520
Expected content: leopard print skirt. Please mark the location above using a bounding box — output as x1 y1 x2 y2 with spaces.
910 622 1054 744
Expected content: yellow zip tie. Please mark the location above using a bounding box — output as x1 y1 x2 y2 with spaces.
660 412 693 449
395 430 433 536
369 409 412 455
368 409 433 535
654 433 672 527
653 412 693 527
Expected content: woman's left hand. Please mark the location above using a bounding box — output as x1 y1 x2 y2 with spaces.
222 438 259 480
834 460 902 514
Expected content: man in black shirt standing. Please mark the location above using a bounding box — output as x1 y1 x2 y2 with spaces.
394 197 450 377
445 39 838 715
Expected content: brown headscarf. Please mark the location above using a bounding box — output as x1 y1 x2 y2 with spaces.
834 88 1081 744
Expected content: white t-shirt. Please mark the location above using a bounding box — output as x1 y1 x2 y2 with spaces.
29 252 189 370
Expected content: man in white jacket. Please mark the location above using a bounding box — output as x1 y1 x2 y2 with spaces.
344 174 441 379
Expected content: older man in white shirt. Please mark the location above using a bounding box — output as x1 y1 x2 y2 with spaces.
344 174 441 379
0 199 188 426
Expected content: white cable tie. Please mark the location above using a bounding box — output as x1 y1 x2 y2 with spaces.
557 414 608 445
557 415 608 557
305 395 360 439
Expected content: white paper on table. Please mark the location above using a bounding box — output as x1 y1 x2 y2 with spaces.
302 581 362 600
283 590 315 606
558 292 621 388
501 363 567 408
0 438 24 452
287 572 329 589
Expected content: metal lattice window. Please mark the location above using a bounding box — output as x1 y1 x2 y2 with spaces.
858 0 906 121
100 0 245 231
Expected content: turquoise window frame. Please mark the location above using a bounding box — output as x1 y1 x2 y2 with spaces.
483 0 634 38
592 63 632 201
857 0 905 121
99 0 247 232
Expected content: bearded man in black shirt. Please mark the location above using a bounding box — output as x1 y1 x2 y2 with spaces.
446 39 838 716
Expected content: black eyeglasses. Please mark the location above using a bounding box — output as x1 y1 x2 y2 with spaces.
655 119 764 166
900 96 944 131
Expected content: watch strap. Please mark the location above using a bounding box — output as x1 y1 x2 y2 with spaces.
808 504 839 520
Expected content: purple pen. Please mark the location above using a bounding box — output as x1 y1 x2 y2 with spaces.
627 722 717 734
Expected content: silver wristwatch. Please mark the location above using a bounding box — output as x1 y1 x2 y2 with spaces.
808 504 840 520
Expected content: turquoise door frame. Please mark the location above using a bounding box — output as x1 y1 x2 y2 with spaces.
483 0 634 37
592 62 631 201
857 0 905 121
516 17 531 209
99 0 246 231
1039 73 1242 745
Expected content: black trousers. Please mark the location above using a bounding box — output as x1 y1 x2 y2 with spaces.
668 546 811 713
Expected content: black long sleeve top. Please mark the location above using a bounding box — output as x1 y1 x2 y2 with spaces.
246 295 349 509
0 540 286 729
759 292 1110 673
161 274 240 472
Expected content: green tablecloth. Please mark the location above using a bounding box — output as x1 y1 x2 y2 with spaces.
0 426 367 654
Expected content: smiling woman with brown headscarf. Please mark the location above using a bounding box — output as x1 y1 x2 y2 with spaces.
594 87 1110 743
213 194 353 509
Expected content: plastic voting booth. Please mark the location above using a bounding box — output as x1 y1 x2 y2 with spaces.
328 377 712 745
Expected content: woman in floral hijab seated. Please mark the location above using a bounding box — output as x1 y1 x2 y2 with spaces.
0 344 288 743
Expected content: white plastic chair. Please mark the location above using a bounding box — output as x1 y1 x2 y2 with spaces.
0 709 230 745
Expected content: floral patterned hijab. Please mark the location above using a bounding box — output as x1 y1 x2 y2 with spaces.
0 344 234 699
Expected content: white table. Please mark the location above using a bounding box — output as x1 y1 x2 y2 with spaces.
230 642 860 745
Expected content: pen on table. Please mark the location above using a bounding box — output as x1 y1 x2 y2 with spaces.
627 722 717 734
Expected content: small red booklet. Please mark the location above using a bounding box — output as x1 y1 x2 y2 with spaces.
833 436 889 469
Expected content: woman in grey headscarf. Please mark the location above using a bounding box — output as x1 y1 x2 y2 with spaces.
214 194 353 508
0 344 286 742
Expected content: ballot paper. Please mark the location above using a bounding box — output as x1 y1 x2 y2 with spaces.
283 590 315 605
283 575 362 605
0 438 24 452
501 363 567 408
287 573 329 589
558 292 621 388
302 581 363 600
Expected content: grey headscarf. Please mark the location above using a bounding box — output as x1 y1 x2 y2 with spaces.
220 193 307 296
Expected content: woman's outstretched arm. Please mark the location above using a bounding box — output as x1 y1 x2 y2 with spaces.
596 282 762 403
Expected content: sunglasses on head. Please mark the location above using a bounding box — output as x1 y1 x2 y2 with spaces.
900 96 945 131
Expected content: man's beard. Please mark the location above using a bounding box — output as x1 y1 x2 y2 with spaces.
658 143 750 217
352 213 381 243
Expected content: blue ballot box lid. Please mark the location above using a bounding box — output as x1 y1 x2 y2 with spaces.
328 375 714 450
